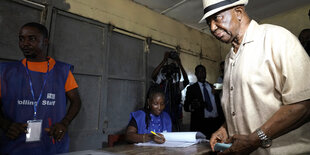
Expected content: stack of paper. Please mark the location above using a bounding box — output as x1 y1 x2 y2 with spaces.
135 132 206 148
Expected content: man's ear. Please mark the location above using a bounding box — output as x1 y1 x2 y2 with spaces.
234 6 245 21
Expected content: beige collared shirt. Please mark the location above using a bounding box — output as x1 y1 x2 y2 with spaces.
222 20 310 154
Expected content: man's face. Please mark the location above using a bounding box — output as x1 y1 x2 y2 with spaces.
19 26 47 60
195 67 206 83
206 8 240 43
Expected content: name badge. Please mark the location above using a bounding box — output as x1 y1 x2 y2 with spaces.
26 120 42 142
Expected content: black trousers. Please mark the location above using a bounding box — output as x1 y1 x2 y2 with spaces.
190 116 223 139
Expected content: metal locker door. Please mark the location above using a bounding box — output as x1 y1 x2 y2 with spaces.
48 9 107 151
106 31 145 135
0 0 44 61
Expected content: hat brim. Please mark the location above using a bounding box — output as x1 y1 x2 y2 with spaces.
199 0 248 23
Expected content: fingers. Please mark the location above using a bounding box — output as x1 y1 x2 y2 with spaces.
226 136 234 144
47 123 67 142
211 135 223 151
209 134 217 151
210 130 227 152
44 128 50 132
154 136 165 144
56 129 65 141
7 129 19 139
161 138 166 143
153 133 165 144
219 134 258 154
158 134 165 143
53 127 65 141
6 123 27 140
226 134 239 143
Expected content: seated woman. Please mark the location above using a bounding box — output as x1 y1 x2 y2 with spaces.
125 85 172 144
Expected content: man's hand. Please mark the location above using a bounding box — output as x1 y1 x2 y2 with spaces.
45 122 67 141
6 122 27 140
44 88 81 142
163 52 170 62
220 134 260 155
210 125 228 151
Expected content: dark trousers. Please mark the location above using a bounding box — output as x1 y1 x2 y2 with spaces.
190 116 223 139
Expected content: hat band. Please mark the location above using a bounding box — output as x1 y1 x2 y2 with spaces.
204 0 240 14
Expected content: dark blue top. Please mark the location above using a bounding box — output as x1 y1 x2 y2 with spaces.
0 60 73 155
129 110 172 134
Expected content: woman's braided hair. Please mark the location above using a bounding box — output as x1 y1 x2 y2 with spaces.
143 84 165 129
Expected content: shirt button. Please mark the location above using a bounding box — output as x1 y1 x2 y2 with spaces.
230 86 234 91
232 112 236 116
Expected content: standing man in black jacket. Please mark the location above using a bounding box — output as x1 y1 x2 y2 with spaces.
184 65 224 139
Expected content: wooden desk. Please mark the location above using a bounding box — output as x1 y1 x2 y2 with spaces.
101 143 213 155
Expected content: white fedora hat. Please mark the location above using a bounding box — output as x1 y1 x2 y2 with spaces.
199 0 248 23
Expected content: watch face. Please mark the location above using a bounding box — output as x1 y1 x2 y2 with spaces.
262 139 272 148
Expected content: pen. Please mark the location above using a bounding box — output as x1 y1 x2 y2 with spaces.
48 118 55 144
150 131 162 138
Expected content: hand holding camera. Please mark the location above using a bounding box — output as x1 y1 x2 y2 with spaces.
163 51 180 61
163 52 170 62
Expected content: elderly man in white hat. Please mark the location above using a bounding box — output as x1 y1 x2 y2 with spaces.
200 0 310 154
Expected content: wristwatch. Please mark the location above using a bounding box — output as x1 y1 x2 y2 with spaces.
256 128 272 148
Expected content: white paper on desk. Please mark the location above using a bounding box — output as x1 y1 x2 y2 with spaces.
135 141 196 147
162 132 200 143
57 150 118 155
135 132 205 148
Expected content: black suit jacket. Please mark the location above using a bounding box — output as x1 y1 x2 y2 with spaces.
184 82 205 118
184 82 225 137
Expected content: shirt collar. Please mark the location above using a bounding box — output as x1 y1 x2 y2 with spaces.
21 56 56 72
198 81 204 85
241 20 258 46
198 81 208 87
229 20 258 58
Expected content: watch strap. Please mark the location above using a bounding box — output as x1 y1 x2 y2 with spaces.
256 128 272 148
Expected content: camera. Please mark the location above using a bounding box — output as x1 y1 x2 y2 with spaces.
169 51 179 60
161 63 180 79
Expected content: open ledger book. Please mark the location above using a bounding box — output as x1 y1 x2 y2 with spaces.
135 132 207 148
